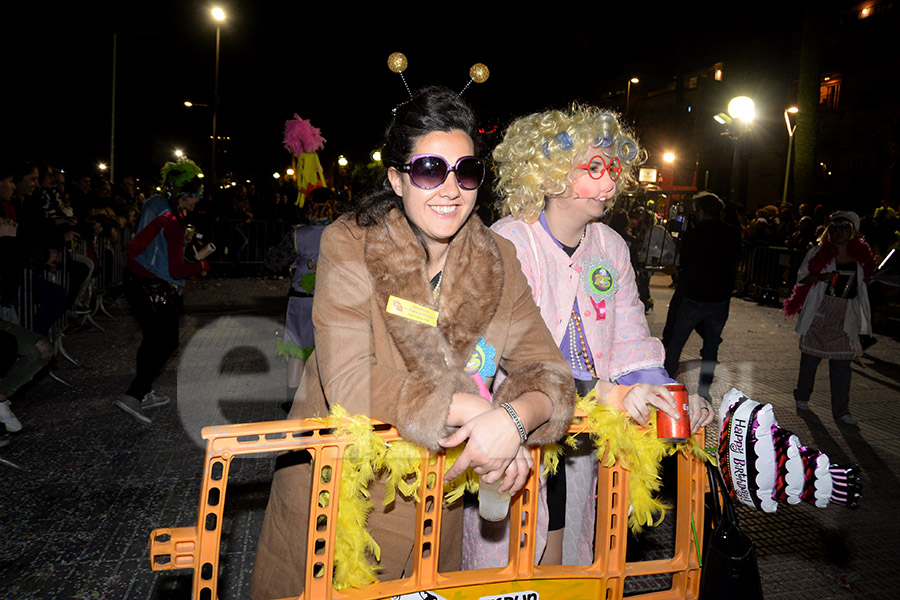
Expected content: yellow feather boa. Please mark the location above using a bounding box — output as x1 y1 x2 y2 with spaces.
573 390 712 532
319 395 711 589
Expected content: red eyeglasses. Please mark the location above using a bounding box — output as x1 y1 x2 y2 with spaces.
575 154 623 181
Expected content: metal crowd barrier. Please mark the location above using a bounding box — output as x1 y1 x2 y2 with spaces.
742 245 804 304
149 415 708 600
635 225 680 272
208 219 295 266
10 230 131 382
13 254 74 384
70 230 131 331
731 243 753 297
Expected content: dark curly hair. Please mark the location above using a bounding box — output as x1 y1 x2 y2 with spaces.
353 86 478 255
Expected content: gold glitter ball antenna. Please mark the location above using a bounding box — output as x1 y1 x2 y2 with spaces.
469 63 490 84
387 52 408 73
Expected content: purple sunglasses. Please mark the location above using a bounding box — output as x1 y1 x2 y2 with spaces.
397 154 485 191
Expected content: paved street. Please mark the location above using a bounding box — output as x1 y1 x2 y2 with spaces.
1 273 898 599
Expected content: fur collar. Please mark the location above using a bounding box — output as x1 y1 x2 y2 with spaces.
363 209 504 447
365 209 503 370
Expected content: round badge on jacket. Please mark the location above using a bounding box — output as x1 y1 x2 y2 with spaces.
581 256 619 302
465 337 497 379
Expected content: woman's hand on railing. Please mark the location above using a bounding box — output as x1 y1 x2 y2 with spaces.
439 407 526 493
689 393 714 433
445 392 492 427
499 445 534 495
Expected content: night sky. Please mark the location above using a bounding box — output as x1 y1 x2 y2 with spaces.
4 0 806 187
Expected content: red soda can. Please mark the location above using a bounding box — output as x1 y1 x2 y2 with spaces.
656 383 690 442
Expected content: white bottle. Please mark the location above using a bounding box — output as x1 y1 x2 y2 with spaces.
478 476 510 521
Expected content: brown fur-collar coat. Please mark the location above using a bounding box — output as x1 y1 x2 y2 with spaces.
252 209 575 600
288 208 575 448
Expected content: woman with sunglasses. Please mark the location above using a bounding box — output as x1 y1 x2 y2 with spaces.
482 105 713 566
115 159 214 424
784 211 876 426
251 86 575 599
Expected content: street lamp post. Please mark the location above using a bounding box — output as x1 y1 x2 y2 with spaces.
625 77 639 114
110 34 117 182
725 96 755 205
211 7 226 188
110 31 158 183
782 107 799 206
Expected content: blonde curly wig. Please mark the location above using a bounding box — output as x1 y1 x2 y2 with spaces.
493 105 646 223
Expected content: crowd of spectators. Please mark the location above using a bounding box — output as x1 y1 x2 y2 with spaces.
737 202 899 262
599 195 899 318
0 157 318 441
1 159 154 440
606 197 899 268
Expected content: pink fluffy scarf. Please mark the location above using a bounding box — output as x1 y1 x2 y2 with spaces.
783 237 876 316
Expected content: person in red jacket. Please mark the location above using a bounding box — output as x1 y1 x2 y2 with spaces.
115 159 214 424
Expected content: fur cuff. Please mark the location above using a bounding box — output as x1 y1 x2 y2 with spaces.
393 370 478 450
493 363 576 446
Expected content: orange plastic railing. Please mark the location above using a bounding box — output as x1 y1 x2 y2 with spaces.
150 412 706 600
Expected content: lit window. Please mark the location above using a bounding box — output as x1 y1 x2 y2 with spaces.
819 74 842 109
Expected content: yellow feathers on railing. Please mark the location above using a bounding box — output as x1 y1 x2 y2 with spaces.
318 406 384 589
317 406 488 589
574 390 712 533
322 396 711 589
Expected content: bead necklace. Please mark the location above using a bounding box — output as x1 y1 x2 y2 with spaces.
567 307 596 376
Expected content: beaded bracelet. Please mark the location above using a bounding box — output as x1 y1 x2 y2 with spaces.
500 402 528 444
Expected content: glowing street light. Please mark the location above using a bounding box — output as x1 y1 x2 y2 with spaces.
626 77 639 114
660 151 676 188
273 172 281 179
175 149 184 158
727 96 756 124
337 155 349 167
98 163 108 171
372 150 382 163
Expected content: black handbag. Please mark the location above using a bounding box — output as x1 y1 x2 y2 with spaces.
699 462 765 600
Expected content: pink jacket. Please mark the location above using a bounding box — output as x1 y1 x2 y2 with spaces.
491 216 664 380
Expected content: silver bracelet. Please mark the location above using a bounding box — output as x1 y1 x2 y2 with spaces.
500 402 528 444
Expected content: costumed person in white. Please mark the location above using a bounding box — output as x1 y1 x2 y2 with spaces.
783 211 876 426
476 104 714 566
